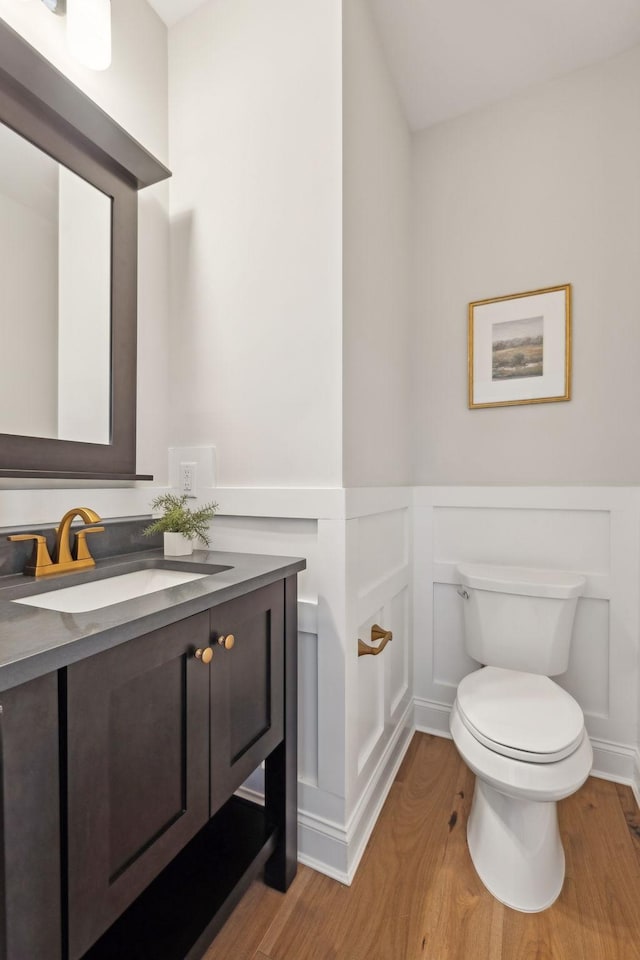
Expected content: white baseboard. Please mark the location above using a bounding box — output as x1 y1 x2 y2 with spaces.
589 736 637 785
298 702 414 884
296 811 351 884
342 705 415 883
234 784 264 806
414 696 453 739
633 749 640 809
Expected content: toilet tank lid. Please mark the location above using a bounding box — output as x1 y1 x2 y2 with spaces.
457 563 585 599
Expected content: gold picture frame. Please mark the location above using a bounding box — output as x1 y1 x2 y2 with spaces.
468 284 571 409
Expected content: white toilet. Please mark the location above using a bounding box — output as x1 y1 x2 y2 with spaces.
449 563 593 913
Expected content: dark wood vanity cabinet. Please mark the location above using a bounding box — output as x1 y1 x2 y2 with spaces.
58 574 298 960
65 613 211 960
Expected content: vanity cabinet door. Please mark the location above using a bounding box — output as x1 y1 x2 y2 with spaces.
65 612 210 960
209 580 284 816
0 673 61 960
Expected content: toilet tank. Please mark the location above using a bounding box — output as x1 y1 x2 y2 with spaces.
457 563 585 676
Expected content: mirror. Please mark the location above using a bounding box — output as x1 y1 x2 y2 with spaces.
0 19 170 479
0 121 111 443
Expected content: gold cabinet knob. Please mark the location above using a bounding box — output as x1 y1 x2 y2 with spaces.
218 634 235 650
194 646 213 664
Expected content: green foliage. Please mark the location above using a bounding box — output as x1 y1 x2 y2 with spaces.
143 494 218 546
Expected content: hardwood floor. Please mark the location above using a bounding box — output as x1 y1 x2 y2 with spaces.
203 734 640 960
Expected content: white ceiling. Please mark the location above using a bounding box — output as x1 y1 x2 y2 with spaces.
147 0 206 28
369 0 640 129
148 0 640 130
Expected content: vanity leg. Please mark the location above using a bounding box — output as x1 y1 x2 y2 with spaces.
264 574 298 892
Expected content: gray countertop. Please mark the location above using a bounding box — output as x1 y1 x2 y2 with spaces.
0 549 305 692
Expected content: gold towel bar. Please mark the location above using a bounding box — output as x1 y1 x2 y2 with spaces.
358 623 393 657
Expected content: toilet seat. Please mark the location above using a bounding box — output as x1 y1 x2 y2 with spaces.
450 699 593 803
457 667 585 763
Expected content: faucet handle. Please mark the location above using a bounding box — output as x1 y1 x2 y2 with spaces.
7 534 54 576
75 526 105 562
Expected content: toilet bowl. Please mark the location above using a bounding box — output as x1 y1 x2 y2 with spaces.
450 564 592 912
450 671 593 911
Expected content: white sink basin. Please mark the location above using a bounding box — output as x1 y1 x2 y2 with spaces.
14 568 208 613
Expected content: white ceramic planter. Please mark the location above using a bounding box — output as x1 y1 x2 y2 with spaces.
163 532 193 557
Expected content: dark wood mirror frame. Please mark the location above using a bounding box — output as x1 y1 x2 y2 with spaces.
0 20 170 480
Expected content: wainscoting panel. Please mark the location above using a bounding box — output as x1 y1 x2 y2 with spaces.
560 598 610 722
356 612 386 774
388 587 410 718
433 506 611 576
357 509 408 596
298 629 319 786
432 582 478 691
211 514 318 604
414 487 640 783
346 503 413 876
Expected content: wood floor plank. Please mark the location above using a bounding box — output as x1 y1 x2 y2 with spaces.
415 757 505 960
393 728 423 784
500 872 588 960
562 776 640 959
201 735 640 960
256 865 318 956
615 782 640 872
351 734 471 959
500 791 589 960
258 869 354 960
503 775 640 960
200 879 284 960
261 735 465 959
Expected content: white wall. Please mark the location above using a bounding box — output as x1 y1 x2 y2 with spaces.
0 0 171 510
342 0 412 487
167 0 343 488
412 45 640 484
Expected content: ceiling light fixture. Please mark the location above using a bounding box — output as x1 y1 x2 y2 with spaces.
40 0 65 13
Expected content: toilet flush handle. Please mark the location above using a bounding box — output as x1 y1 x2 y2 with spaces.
457 587 469 600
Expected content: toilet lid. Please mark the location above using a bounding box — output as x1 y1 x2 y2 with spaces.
456 667 585 763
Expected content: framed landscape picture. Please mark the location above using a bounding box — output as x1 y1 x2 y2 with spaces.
468 284 571 409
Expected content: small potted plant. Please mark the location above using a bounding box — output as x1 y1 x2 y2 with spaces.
143 494 218 556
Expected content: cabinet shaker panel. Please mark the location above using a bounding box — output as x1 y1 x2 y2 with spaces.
209 580 284 816
65 612 210 960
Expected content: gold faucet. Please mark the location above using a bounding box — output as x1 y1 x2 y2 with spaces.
8 507 105 577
